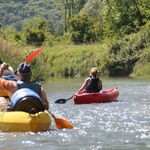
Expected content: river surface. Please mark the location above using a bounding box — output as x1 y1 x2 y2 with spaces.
0 77 150 150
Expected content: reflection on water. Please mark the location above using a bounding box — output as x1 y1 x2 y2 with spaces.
1 77 150 150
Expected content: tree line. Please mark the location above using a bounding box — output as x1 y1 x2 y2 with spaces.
0 0 149 46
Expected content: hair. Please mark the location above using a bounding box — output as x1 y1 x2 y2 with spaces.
18 73 32 82
89 67 100 76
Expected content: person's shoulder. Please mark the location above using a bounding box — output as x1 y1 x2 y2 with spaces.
34 81 41 86
85 77 91 83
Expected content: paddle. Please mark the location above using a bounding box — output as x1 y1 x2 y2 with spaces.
47 111 74 129
25 49 73 129
14 48 44 75
25 48 44 63
55 95 74 104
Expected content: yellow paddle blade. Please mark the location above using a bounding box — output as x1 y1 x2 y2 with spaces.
48 111 74 129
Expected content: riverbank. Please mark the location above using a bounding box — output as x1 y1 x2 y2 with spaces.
0 22 150 81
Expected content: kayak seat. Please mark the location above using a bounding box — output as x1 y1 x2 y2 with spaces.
12 96 45 114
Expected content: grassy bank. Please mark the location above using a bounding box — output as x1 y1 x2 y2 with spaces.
1 22 150 81
41 44 109 77
39 21 150 79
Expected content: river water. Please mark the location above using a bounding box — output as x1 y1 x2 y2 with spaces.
0 77 150 150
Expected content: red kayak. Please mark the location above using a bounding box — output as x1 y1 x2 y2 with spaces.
73 88 119 104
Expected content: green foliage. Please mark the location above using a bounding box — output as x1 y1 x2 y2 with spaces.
0 0 64 35
81 0 101 19
38 44 105 78
0 36 23 70
1 20 150 80
25 28 45 47
131 62 150 78
23 17 53 46
69 14 98 43
101 0 150 37
103 21 150 76
1 0 150 80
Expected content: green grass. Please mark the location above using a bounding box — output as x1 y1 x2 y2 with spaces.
39 43 109 78
1 22 150 81
130 62 150 78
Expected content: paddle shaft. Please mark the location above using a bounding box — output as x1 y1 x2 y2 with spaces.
55 95 74 104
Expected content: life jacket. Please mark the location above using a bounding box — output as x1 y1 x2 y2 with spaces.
17 80 41 95
85 76 101 93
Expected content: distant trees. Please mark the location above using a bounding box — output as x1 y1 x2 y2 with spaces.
101 0 150 37
69 14 98 44
1 0 150 45
22 17 54 47
0 0 64 35
62 0 88 32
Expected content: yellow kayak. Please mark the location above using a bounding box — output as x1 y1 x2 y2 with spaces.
0 111 51 132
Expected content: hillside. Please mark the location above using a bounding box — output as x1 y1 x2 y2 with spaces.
0 0 64 34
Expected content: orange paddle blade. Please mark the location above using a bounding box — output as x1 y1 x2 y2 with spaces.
25 48 44 63
54 117 74 129
49 111 74 129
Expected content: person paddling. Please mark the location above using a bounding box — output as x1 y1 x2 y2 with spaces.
0 62 49 111
77 67 102 94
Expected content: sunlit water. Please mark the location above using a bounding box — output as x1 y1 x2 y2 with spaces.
0 78 150 150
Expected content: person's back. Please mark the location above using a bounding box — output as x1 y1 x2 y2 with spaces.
77 67 102 94
17 80 41 95
85 76 101 93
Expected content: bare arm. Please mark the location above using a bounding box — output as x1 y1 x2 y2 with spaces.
0 63 9 77
40 87 49 110
0 78 17 96
77 78 90 94
99 79 103 90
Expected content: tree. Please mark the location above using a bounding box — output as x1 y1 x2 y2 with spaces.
25 28 45 47
62 0 88 32
102 0 150 37
69 14 98 44
23 17 52 46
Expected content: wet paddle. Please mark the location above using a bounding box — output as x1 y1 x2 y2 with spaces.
47 111 74 129
14 48 44 74
55 95 74 104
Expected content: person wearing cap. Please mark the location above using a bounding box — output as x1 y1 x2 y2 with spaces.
77 67 102 94
0 62 49 111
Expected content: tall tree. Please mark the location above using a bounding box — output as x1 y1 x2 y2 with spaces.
62 0 88 32
102 0 150 37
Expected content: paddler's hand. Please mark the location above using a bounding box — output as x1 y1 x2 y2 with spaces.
1 62 9 71
0 62 9 77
